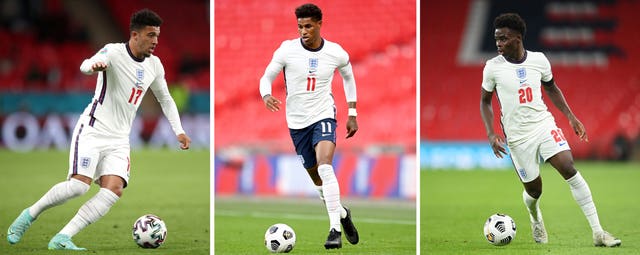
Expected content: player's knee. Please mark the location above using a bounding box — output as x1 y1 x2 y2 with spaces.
528 189 542 199
107 186 123 197
68 178 91 197
317 158 332 166
524 184 542 198
558 163 577 179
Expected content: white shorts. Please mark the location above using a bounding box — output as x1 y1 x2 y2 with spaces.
508 122 571 183
68 117 131 187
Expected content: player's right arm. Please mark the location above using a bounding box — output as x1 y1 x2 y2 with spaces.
480 62 507 158
480 89 506 158
80 45 110 74
259 42 287 112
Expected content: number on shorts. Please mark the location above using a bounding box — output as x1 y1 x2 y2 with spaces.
551 129 566 143
320 121 332 134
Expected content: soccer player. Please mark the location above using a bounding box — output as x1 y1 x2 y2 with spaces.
259 3 359 250
480 13 621 247
6 9 191 250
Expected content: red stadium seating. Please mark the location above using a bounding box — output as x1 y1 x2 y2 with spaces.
422 1 640 159
214 0 416 151
0 0 209 92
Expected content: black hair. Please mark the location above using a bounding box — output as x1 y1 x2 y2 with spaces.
130 8 163 32
295 3 322 21
494 13 526 38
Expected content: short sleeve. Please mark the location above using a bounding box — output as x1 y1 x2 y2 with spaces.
540 53 553 82
481 61 496 92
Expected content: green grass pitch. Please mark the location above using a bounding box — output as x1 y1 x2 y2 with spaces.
421 161 640 255
0 149 210 255
215 196 416 254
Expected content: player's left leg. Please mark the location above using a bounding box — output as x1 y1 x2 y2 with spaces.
315 140 358 248
548 151 621 247
49 175 122 250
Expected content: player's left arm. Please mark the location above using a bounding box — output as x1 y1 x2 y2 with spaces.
542 79 588 141
338 60 358 139
150 69 191 150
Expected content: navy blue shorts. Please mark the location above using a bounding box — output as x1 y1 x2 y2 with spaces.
289 118 337 169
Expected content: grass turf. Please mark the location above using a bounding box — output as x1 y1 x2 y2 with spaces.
215 196 416 254
0 149 209 255
421 161 640 255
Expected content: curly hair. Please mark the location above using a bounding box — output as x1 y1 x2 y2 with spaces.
494 13 526 38
295 3 322 21
130 8 163 32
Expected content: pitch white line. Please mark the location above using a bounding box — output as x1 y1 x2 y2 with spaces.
216 210 415 225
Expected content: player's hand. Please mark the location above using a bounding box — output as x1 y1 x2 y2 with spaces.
346 116 358 139
488 133 507 158
177 133 191 150
91 62 107 72
569 117 588 142
263 95 281 112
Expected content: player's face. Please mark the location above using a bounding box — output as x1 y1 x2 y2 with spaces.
133 26 160 58
297 18 322 48
494 28 520 59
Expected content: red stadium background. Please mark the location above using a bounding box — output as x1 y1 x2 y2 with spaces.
422 0 640 162
214 0 417 198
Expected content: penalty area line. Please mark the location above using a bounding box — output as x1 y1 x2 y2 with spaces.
215 210 415 225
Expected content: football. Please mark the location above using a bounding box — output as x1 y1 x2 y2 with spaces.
483 213 516 246
264 223 296 253
132 214 167 248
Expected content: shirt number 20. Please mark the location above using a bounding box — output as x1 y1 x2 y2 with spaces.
518 87 533 104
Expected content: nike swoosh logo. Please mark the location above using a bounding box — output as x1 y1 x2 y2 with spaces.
558 142 566 146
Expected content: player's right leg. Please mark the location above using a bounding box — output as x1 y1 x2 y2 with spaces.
509 141 548 244
7 176 91 245
522 186 547 244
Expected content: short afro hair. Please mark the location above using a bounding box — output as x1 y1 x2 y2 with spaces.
295 3 322 21
130 8 163 32
494 13 526 38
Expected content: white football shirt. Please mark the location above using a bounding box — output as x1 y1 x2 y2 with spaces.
79 43 184 138
260 38 357 129
481 50 555 145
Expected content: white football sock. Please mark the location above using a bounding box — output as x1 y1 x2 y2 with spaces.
316 184 347 218
29 178 90 218
318 164 342 232
59 188 119 237
315 185 324 201
522 190 542 222
566 172 603 233
340 206 347 219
